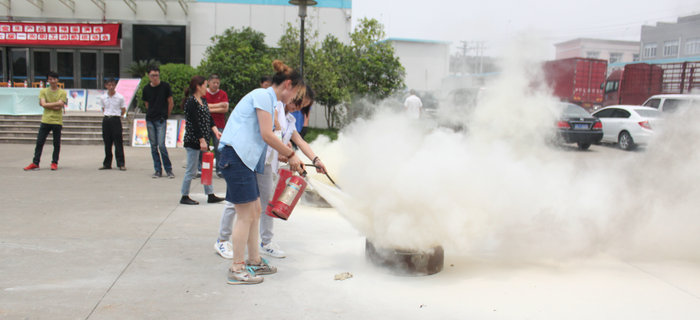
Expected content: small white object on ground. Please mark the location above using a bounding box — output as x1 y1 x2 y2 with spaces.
334 272 353 281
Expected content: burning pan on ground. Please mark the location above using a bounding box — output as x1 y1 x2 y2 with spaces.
365 239 444 276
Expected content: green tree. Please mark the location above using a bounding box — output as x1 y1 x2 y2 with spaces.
347 18 405 101
135 63 197 114
277 18 404 128
198 27 274 106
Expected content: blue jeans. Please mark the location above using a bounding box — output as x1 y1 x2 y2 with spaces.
146 119 172 174
181 147 213 196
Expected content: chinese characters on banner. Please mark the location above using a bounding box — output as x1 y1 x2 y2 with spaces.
0 22 120 47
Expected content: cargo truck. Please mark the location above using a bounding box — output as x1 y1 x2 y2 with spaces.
603 60 700 106
543 58 608 110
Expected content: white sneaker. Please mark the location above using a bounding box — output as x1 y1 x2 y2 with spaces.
215 240 233 259
260 242 286 258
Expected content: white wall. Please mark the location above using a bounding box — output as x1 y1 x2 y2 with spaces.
389 40 450 92
189 3 351 66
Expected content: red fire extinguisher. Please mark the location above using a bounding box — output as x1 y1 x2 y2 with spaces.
201 151 214 186
266 168 307 220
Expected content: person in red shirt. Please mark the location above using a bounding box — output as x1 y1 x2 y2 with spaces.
205 74 229 177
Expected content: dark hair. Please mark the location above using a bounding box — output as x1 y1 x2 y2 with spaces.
147 66 160 74
47 71 59 80
271 60 303 88
260 75 272 84
182 75 207 107
104 77 117 84
292 84 315 111
209 74 220 80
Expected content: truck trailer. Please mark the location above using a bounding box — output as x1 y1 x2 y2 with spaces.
603 61 700 106
543 58 608 110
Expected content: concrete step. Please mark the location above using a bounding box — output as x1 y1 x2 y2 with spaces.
0 124 130 133
0 131 129 139
0 137 109 145
0 113 134 145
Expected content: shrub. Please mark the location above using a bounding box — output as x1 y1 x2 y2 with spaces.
304 127 339 143
135 63 197 114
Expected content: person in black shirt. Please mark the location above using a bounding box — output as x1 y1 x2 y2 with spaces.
179 75 224 205
142 66 175 179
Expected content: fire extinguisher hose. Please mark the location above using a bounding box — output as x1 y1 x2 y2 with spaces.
304 163 339 188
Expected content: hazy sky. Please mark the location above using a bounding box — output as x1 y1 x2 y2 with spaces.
351 0 700 57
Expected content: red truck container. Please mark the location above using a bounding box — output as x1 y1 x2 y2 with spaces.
543 58 608 109
603 61 700 106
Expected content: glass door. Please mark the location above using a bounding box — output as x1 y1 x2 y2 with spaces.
57 51 74 88
103 52 120 80
0 48 5 83
80 51 97 89
9 48 29 85
32 50 51 86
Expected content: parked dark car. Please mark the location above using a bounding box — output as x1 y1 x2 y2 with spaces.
555 103 603 150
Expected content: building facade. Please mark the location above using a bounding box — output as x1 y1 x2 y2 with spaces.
0 0 352 89
385 38 450 92
640 13 700 61
555 38 640 64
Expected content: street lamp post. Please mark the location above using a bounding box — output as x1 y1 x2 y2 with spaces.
289 0 317 79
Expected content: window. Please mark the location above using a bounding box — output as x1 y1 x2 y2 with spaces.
633 54 640 61
643 98 660 109
612 109 631 118
686 38 700 55
643 43 657 58
586 51 600 59
663 40 679 56
609 52 623 64
133 25 186 64
604 80 619 94
593 109 615 118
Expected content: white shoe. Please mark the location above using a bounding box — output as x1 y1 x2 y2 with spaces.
260 242 286 258
215 240 233 259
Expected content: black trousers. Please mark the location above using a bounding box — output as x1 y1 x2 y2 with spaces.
32 123 62 165
102 116 125 167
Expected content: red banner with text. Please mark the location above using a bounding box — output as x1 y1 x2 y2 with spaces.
0 22 121 47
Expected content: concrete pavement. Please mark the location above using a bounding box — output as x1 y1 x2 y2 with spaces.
2 143 700 319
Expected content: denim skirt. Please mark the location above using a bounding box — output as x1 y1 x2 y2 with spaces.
219 146 260 204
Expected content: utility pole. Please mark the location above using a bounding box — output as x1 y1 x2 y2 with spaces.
456 41 486 74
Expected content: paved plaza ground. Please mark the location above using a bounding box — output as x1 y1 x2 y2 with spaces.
2 143 700 319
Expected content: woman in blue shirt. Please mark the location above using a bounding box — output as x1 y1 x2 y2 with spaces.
218 60 305 285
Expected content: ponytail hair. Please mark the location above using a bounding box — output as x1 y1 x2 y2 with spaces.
182 75 206 107
271 60 303 88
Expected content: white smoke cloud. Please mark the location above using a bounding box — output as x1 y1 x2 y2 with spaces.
306 37 700 263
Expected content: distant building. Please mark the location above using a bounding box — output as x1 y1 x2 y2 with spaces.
554 38 640 63
640 13 700 61
383 38 450 92
0 0 351 89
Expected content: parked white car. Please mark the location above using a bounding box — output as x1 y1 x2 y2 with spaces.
592 105 663 150
643 94 700 113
